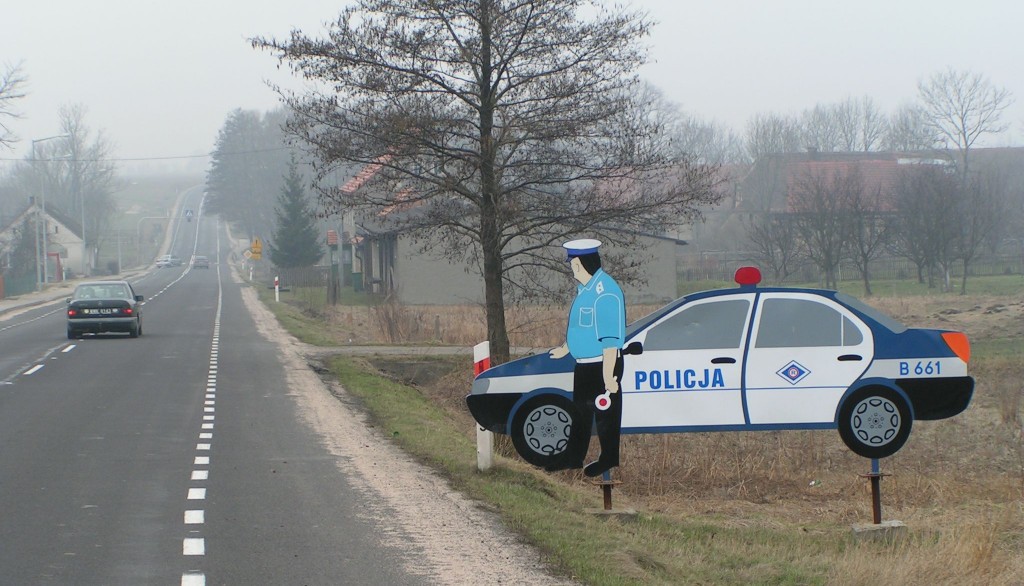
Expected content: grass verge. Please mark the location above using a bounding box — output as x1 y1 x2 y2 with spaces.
254 278 1024 585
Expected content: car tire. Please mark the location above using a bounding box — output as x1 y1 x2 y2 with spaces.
129 322 140 338
509 394 580 467
837 386 913 459
67 329 77 340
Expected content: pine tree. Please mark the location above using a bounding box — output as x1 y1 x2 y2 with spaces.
268 160 323 268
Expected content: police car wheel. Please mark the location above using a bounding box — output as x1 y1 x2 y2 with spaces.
837 386 912 459
510 394 578 467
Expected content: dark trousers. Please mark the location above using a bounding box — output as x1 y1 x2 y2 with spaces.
565 356 624 467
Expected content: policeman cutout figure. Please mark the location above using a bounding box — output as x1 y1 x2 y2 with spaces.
548 239 626 477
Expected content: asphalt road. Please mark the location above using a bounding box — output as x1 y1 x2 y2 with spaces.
0 187 428 585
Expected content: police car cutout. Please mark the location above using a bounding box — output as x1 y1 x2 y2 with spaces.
466 267 974 464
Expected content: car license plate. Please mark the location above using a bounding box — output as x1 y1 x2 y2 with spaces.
85 308 116 315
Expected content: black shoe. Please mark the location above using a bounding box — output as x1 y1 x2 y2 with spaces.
583 459 618 478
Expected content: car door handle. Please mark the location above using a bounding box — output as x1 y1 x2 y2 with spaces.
711 357 736 364
838 354 863 362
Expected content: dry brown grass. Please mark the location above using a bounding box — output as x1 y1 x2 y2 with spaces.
440 293 1024 583
312 291 1024 583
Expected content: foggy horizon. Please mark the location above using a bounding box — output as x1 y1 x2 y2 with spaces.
2 0 1022 175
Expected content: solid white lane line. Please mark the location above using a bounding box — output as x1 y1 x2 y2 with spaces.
183 538 205 555
187 488 206 500
184 510 205 524
23 365 44 376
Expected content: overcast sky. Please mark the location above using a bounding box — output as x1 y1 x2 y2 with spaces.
2 0 1022 172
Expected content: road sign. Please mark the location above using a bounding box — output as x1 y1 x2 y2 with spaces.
252 237 262 253
185 209 194 217
243 250 252 259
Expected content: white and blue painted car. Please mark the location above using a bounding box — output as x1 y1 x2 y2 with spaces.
466 268 974 464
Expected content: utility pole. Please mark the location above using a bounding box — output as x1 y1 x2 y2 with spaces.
31 134 70 288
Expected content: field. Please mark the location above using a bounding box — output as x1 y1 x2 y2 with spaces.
260 277 1024 584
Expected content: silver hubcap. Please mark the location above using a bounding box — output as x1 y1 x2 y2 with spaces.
523 405 571 455
851 396 901 446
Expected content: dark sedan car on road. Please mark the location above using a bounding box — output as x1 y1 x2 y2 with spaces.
66 281 144 339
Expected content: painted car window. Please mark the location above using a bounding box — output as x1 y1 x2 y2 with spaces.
644 299 750 351
755 298 863 348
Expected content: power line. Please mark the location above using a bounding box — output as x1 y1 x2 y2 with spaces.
0 146 292 163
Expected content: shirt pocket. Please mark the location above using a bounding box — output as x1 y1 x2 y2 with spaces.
578 307 594 328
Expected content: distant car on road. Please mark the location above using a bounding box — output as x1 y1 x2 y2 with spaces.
156 255 182 268
66 280 144 339
192 255 210 269
467 267 974 463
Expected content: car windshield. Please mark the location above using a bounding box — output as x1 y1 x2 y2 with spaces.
75 284 131 300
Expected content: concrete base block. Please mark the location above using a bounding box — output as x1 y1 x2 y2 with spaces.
851 519 907 541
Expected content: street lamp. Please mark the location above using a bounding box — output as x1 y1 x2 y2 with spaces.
31 134 70 288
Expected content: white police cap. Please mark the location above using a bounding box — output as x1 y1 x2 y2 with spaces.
562 238 602 260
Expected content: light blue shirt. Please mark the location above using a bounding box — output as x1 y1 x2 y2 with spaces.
566 269 625 360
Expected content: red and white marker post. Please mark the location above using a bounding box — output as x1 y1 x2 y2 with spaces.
473 341 493 471
274 275 280 302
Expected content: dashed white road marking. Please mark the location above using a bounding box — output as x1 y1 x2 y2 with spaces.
62 345 76 353
183 538 205 555
182 217 218 586
23 365 43 376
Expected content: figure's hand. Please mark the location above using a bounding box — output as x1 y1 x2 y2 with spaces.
549 344 569 359
605 380 620 394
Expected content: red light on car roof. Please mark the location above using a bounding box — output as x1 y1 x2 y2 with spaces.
734 266 762 287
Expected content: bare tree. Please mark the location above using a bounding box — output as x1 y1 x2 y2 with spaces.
744 212 802 283
884 104 936 152
789 167 857 288
254 0 720 363
745 112 803 161
845 174 895 296
0 62 28 149
955 170 1006 294
800 104 842 152
742 113 803 214
918 68 1013 181
891 164 960 289
58 105 118 269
